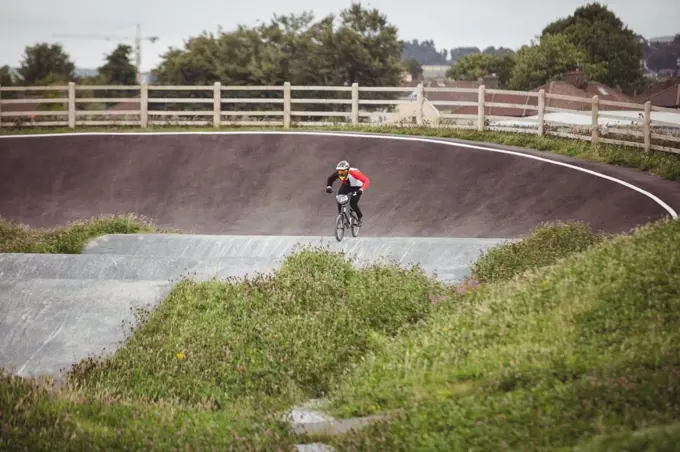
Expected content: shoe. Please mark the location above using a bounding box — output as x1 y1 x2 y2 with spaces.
356 218 363 227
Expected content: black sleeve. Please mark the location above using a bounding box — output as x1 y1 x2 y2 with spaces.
326 171 339 186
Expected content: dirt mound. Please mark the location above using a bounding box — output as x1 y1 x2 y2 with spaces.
0 132 677 237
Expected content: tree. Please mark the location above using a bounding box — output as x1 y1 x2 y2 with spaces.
507 34 606 91
98 44 137 85
541 2 644 93
449 47 481 61
645 34 680 72
404 58 423 81
18 42 76 85
153 2 404 88
315 2 404 87
0 65 15 86
446 53 516 87
402 39 448 65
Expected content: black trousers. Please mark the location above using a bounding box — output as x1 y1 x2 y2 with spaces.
337 184 363 218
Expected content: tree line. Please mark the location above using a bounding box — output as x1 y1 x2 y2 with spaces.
445 3 677 95
1 2 675 100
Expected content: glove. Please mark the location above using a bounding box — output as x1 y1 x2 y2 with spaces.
326 186 332 193
354 189 363 196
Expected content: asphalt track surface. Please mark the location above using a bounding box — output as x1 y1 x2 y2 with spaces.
1 131 679 237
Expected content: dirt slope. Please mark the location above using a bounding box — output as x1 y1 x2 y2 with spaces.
0 132 677 237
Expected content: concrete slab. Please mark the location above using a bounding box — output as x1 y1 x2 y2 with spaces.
0 278 172 379
83 234 510 268
0 253 281 282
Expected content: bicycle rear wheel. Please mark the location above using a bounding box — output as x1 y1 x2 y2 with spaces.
335 213 345 242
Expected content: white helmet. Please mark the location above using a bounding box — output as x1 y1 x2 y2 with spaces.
336 160 350 180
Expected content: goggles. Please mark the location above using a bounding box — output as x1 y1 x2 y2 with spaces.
338 169 348 178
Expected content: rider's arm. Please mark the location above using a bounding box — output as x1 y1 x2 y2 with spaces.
326 171 339 187
350 169 370 190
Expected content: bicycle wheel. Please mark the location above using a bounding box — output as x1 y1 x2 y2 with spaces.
335 213 345 242
350 210 360 237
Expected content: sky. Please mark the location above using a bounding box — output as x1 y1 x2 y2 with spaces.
1 0 678 72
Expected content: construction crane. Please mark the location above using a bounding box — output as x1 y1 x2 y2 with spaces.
53 24 159 84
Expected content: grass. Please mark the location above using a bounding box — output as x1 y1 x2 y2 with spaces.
2 124 680 182
318 217 680 451
469 220 605 284
0 244 445 450
0 214 174 253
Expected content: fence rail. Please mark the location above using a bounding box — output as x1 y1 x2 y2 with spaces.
1 81 679 154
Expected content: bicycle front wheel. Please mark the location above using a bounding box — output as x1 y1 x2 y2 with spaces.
335 213 345 242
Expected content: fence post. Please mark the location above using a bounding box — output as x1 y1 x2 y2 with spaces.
351 83 359 126
537 89 545 136
643 101 651 152
68 82 76 128
591 95 599 144
416 83 424 126
477 84 486 131
283 82 291 129
140 83 148 128
213 81 221 128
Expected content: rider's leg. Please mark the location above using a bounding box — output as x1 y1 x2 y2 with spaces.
350 189 363 224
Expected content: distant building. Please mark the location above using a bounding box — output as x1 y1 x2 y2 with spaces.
635 78 680 109
421 65 450 80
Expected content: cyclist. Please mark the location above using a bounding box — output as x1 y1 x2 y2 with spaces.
325 160 370 226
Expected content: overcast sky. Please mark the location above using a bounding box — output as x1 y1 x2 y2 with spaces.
1 0 678 71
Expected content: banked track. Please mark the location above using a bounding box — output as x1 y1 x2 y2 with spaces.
1 130 679 443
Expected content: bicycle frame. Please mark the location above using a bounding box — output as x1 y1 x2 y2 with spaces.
336 193 355 223
334 192 360 241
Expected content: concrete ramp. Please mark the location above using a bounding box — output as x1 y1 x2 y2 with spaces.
0 233 508 379
0 278 173 378
83 234 506 265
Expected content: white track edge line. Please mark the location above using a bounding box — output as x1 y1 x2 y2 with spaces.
1 129 677 219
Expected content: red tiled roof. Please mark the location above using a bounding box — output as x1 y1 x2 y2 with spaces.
414 80 536 117
526 81 638 112
634 78 680 103
634 82 680 108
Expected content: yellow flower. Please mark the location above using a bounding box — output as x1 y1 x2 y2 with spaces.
177 352 185 360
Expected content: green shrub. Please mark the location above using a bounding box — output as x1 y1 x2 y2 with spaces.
470 220 604 283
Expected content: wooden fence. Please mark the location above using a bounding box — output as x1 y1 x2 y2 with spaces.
1 82 679 154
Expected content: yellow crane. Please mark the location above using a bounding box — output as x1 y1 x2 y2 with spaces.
53 23 159 84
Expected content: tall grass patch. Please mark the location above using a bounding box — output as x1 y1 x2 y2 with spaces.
470 220 605 283
65 246 443 409
0 214 171 253
324 218 680 450
0 370 299 451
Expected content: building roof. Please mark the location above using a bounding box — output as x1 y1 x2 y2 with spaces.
400 70 641 118
402 79 538 117
634 80 680 108
524 80 637 112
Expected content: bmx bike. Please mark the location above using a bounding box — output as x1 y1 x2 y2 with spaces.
334 192 361 242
